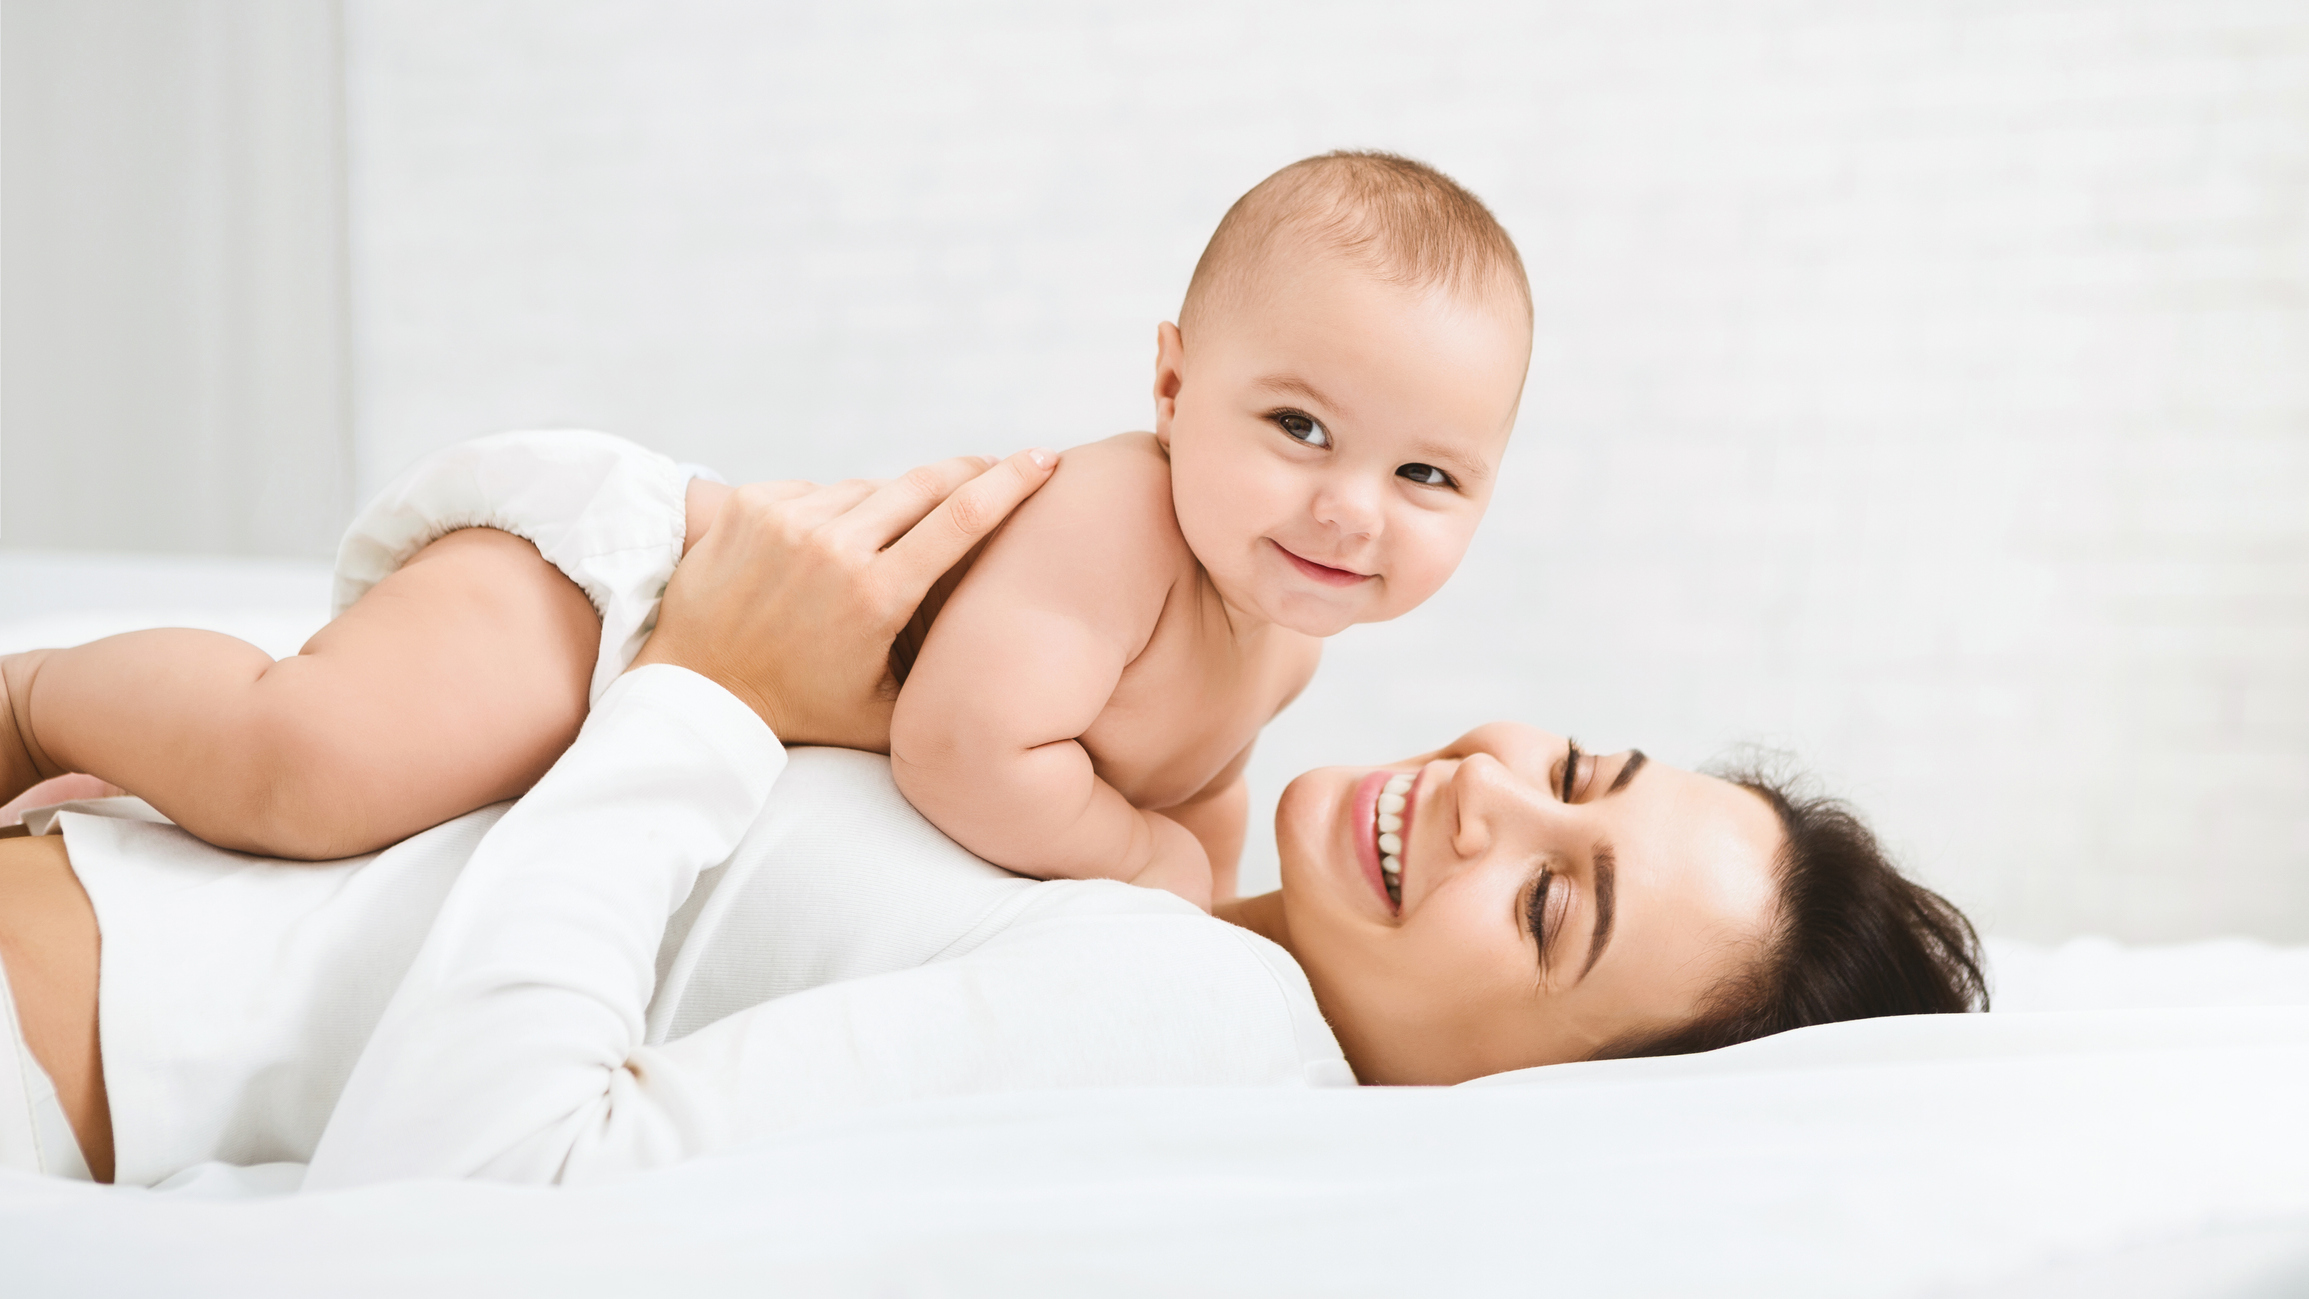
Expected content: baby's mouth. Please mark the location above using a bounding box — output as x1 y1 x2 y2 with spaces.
1374 772 1412 907
1275 541 1372 588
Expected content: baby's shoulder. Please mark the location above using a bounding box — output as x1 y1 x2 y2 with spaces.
1034 433 1174 513
1002 433 1188 556
946 433 1194 638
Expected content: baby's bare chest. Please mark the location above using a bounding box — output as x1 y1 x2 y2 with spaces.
1079 609 1316 811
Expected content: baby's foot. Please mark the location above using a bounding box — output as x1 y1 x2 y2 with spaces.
0 650 58 810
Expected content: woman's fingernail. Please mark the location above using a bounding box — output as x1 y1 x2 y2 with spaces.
1026 448 1057 469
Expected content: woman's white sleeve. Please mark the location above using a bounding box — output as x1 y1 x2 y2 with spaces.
303 665 785 1189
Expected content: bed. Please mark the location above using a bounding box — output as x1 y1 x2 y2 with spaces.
3 550 2305 1297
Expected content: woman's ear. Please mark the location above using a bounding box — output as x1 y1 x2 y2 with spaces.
1152 322 1186 449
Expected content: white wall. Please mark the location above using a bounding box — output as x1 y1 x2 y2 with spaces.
1 0 352 556
343 0 2309 942
4 0 2290 941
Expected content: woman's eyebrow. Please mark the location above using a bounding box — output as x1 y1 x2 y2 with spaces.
1606 750 1649 795
1579 843 1617 981
1571 754 1641 981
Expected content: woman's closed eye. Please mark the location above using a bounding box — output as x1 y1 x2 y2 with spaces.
1270 410 1330 449
1554 739 1595 802
1524 867 1560 971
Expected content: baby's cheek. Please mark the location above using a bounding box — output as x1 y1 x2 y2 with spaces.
1375 525 1473 617
1172 460 1262 548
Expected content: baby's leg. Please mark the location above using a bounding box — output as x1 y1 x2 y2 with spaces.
0 528 597 860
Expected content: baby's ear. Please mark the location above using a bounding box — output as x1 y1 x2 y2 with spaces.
1152 322 1186 445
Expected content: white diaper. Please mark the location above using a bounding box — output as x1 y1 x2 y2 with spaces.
333 429 699 705
0 952 94 1180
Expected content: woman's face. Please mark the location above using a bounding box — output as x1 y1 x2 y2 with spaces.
1272 722 1785 1084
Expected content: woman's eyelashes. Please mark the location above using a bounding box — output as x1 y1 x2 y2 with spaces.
1525 867 1558 970
1557 739 1587 802
1270 409 1330 449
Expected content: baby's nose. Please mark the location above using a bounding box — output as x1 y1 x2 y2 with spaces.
1310 477 1383 535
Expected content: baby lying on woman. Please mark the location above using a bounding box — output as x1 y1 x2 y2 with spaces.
0 151 1532 907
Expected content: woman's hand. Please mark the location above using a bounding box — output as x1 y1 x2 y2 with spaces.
629 450 1058 749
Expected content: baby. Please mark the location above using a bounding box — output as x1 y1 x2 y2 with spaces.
0 152 1532 908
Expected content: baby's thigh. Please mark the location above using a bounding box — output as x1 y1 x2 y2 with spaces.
276 527 599 807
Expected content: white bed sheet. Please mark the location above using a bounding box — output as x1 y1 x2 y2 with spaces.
4 551 2307 1296
0 1007 2303 1298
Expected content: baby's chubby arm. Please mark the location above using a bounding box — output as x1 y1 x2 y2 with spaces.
890 445 1212 908
1163 746 1252 904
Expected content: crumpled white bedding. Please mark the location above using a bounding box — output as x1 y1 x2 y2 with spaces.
0 1004 2303 1299
4 558 2307 1296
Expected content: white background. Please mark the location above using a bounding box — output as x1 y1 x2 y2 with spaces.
6 0 2306 940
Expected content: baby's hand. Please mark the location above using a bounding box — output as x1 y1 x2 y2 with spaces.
1129 811 1215 912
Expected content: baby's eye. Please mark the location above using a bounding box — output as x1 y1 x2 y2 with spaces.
1272 411 1331 449
1397 463 1455 488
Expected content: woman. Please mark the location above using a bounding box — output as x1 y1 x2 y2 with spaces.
0 454 1983 1189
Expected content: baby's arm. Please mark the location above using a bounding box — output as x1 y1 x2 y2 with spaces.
0 527 600 860
890 447 1213 907
1162 746 1251 903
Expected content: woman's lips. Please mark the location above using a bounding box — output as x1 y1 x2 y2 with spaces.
1351 770 1395 912
1274 541 1371 588
1350 768 1414 915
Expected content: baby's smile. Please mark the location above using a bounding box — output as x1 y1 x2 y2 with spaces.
1270 539 1373 587
1156 241 1528 641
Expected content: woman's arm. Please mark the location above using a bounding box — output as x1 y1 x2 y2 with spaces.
304 452 1056 1189
305 665 779 1182
313 668 1330 1186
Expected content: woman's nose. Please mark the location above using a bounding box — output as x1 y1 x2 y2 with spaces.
1444 752 1566 863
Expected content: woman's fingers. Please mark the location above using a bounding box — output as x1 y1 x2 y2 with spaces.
631 446 1055 749
824 455 998 553
767 477 883 532
876 449 1057 599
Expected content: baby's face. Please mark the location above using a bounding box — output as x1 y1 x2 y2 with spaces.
1156 257 1529 637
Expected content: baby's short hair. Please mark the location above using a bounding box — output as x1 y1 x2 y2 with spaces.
1180 151 1531 334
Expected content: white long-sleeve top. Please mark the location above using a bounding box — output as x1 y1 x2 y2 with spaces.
298 666 1347 1188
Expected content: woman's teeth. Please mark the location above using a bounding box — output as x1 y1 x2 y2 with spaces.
1377 773 1411 906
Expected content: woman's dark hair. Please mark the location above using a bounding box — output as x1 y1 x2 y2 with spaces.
1593 765 1989 1061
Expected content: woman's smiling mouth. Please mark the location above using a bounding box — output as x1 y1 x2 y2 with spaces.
1351 768 1416 913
